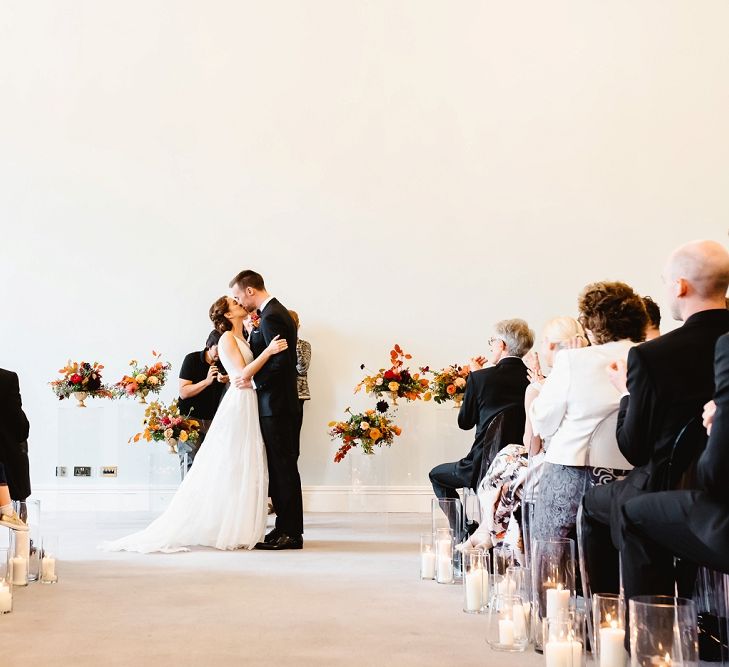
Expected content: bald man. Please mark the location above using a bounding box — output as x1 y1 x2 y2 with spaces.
579 240 729 597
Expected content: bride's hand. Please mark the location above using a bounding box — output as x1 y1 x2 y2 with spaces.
266 335 288 356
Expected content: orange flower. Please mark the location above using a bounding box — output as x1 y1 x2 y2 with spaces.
393 426 402 436
420 378 429 387
446 384 457 395
369 428 382 442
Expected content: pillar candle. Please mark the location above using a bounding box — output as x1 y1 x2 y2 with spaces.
546 584 570 619
481 569 490 603
437 555 453 583
464 567 483 611
41 557 57 582
545 638 582 667
0 583 11 613
599 622 627 667
499 618 515 646
11 557 27 586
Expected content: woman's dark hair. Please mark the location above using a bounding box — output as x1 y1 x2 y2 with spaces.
642 296 661 329
578 281 648 344
229 270 265 291
209 296 233 334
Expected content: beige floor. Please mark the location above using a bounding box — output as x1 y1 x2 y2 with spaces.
3 513 545 667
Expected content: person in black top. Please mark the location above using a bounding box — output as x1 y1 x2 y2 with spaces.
620 331 729 608
580 240 729 596
429 319 532 531
177 329 229 476
0 368 31 530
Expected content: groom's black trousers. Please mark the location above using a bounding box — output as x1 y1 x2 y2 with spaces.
260 414 303 537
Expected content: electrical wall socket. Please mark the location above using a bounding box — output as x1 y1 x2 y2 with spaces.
55 466 67 477
100 466 118 478
73 466 92 477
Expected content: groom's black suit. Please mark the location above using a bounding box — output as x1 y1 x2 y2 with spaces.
249 298 303 537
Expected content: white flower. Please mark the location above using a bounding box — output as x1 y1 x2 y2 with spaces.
376 377 384 385
360 421 370 430
164 428 173 439
135 374 147 383
147 376 159 386
454 377 466 389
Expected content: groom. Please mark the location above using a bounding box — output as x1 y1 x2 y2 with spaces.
230 270 304 550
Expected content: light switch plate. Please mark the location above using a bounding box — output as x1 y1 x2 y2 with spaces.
100 466 118 478
73 466 92 477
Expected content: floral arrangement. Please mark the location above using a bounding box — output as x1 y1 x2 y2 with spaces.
130 400 200 453
425 364 470 406
114 351 172 403
328 404 402 462
355 344 431 405
50 361 111 403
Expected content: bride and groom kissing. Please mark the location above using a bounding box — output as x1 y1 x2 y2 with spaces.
103 270 304 553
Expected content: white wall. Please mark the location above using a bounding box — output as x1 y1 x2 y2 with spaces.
1 1 728 508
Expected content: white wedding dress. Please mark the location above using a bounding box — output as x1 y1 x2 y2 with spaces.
101 336 269 553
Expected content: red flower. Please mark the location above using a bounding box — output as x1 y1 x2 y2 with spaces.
69 374 82 384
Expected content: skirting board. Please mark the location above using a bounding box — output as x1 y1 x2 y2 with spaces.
30 485 435 513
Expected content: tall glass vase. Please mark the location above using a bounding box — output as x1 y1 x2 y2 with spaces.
15 499 41 582
629 596 698 667
531 537 576 651
431 497 464 581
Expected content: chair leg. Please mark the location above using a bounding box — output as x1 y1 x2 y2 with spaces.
576 502 595 652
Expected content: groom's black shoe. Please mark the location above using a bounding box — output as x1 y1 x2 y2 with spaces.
263 529 280 544
254 534 303 550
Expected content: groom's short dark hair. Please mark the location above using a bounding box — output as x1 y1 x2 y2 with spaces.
229 270 265 291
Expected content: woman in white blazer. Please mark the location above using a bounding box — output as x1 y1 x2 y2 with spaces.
529 281 649 543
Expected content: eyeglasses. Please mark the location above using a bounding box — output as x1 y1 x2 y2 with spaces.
488 337 504 346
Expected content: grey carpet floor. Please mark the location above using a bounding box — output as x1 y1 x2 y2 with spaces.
3 513 545 667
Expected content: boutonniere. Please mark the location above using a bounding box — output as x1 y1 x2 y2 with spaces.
250 312 261 329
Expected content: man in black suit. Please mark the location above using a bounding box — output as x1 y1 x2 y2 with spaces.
0 368 31 529
580 240 729 594
619 331 729 605
231 270 303 550
429 319 532 523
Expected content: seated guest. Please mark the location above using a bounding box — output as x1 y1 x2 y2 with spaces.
288 310 311 457
620 330 729 608
177 313 230 477
463 317 586 554
429 319 532 530
581 240 729 595
0 368 30 529
642 295 661 340
529 282 647 543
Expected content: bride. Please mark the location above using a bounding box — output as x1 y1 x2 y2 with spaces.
102 296 287 553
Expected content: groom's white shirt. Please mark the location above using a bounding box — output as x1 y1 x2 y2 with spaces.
258 296 275 314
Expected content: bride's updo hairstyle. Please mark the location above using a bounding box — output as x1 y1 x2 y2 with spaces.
209 296 233 334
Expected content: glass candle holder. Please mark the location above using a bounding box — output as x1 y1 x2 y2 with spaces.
15 500 40 582
463 549 488 614
593 593 627 667
40 536 59 584
9 529 27 588
629 596 698 667
486 593 530 652
420 533 436 580
0 547 12 614
492 544 515 602
531 537 576 651
434 528 454 584
431 498 464 581
543 614 585 667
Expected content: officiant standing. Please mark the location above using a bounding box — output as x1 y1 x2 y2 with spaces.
231 270 304 551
